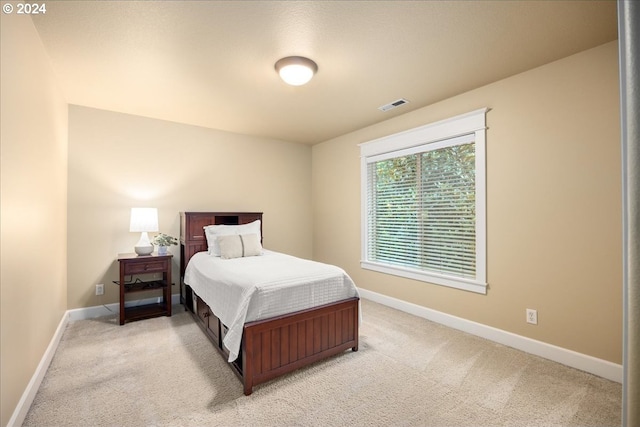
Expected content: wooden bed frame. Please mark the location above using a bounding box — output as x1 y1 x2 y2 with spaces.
179 212 359 395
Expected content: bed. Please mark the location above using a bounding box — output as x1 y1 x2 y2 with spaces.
179 212 359 395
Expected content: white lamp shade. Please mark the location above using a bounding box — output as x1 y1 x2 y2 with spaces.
129 208 159 232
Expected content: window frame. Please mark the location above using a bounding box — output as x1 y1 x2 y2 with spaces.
360 108 488 294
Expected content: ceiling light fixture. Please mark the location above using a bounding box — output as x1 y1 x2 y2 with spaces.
275 56 318 86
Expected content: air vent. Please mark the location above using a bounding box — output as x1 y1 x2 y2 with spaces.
378 98 410 112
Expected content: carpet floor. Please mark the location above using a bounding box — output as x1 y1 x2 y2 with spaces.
23 299 621 426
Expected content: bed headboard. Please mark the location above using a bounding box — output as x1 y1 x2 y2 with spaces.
179 211 263 280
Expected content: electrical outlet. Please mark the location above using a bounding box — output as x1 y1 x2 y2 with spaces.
526 308 538 325
96 283 104 296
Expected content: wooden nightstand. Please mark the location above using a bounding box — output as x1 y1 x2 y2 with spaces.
117 252 173 325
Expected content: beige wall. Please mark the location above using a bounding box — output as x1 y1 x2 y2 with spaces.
67 106 312 309
312 41 622 364
0 14 68 427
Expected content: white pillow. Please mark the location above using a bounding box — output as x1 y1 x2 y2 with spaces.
218 234 262 259
203 220 261 256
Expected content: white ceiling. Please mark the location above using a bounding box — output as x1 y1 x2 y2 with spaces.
31 1 618 145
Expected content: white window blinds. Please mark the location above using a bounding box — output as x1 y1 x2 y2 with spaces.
366 134 476 276
360 109 487 294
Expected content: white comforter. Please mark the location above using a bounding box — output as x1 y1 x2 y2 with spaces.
184 250 359 362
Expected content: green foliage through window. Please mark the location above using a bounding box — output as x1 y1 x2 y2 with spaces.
366 143 476 278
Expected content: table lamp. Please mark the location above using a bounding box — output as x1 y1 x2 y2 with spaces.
130 207 158 255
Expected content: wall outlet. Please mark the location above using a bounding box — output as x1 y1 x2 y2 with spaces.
526 308 538 325
95 283 104 296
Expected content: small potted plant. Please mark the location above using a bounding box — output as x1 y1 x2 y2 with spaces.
153 233 178 255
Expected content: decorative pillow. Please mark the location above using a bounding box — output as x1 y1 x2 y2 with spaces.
203 220 261 256
218 234 262 259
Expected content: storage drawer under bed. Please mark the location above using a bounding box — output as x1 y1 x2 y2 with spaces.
188 288 242 370
194 295 220 345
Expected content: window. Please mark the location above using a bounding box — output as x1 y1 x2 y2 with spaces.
360 109 488 294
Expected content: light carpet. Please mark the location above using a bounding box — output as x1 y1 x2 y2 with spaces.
23 299 621 426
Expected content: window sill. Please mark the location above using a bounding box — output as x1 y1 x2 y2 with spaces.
361 261 487 294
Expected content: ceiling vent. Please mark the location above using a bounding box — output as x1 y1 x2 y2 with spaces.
378 98 410 112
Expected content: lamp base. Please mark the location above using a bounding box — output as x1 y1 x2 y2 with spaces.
134 231 154 255
134 245 154 256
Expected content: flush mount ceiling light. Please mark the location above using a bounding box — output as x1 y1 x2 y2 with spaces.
275 56 318 86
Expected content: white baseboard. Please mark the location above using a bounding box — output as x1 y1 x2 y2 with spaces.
7 311 69 427
8 293 182 425
358 288 622 383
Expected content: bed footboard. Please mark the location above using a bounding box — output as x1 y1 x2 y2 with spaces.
242 298 359 395
187 288 359 395
241 297 359 395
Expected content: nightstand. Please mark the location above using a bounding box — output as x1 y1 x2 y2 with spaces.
117 252 173 325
